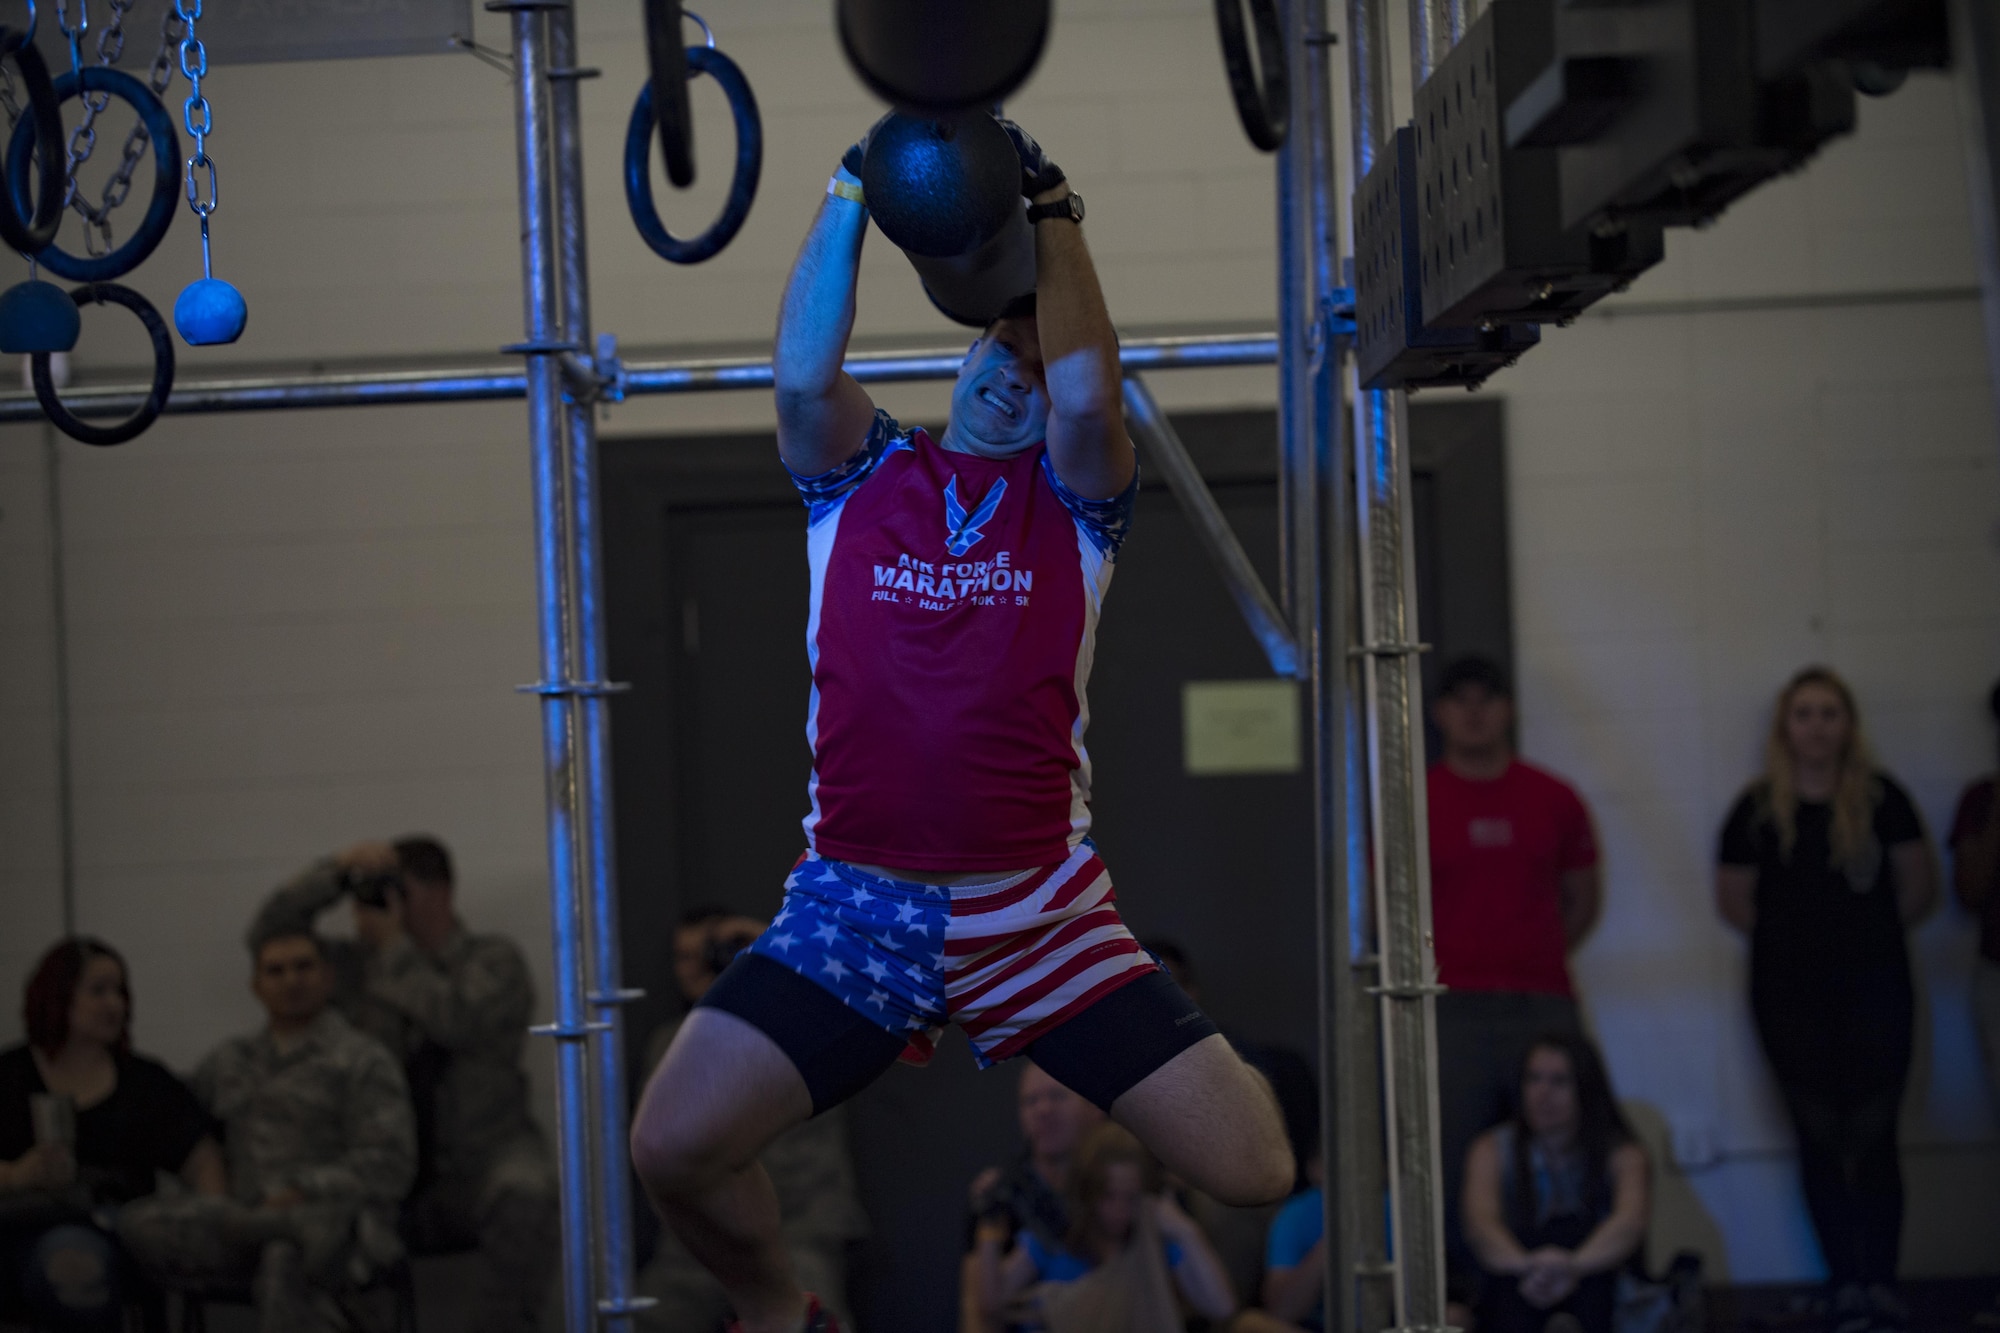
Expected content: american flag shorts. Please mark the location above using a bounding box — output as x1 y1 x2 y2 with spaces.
745 841 1159 1067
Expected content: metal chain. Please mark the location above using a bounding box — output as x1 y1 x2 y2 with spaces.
177 0 209 179
55 0 85 74
53 0 140 255
95 7 181 218
0 60 20 126
176 0 218 278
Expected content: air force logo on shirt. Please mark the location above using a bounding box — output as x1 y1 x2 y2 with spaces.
944 476 1007 557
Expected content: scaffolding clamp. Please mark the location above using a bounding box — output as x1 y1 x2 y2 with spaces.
599 1296 661 1316
1366 980 1447 999
516 680 632 697
529 1020 612 1041
559 333 627 405
1349 639 1430 659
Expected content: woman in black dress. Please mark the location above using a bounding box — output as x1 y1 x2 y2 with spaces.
1715 668 1937 1333
0 938 225 1329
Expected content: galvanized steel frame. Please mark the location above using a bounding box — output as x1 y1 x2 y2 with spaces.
3 4 1461 1328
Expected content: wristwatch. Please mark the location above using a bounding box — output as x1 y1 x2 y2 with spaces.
1026 191 1085 225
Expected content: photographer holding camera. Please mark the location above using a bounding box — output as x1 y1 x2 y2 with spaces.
248 837 557 1333
634 906 867 1332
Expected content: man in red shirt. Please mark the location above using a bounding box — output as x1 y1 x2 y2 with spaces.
1949 677 2000 1119
1424 656 1602 1293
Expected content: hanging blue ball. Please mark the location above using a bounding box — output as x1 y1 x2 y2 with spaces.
0 279 81 354
174 278 248 346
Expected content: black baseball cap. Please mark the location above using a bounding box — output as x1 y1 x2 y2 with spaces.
1436 655 1512 700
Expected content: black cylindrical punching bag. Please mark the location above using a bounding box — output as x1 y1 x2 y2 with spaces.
861 112 1036 328
836 0 1052 116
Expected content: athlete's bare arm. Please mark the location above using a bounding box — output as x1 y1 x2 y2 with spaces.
1032 181 1135 501
774 166 878 477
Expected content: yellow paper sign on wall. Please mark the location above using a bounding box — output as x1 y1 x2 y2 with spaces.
1181 680 1302 776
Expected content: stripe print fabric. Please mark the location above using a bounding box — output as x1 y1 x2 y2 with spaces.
745 843 1157 1069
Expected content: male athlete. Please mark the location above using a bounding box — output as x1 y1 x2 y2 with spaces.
629 123 1294 1333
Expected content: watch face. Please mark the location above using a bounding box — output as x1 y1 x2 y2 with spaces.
1032 192 1085 223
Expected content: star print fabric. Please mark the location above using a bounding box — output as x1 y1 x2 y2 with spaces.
747 842 1156 1069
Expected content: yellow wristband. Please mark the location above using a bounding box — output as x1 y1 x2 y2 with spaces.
827 176 865 206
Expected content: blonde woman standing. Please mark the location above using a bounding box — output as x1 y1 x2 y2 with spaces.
1715 668 1937 1333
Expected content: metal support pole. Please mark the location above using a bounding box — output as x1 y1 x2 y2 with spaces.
1122 376 1299 676
545 8 647 1329
1276 0 1310 630
1347 0 1449 1328
41 424 77 939
1292 0 1394 1327
500 3 599 1329
1408 0 1451 86
0 335 1283 423
1443 0 1468 45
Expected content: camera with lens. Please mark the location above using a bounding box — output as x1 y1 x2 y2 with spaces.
339 864 406 910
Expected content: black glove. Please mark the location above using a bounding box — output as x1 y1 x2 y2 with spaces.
995 116 1065 197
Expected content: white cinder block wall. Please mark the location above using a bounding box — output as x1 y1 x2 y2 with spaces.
0 0 1994 1285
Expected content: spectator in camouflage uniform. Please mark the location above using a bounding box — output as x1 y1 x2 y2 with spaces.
120 932 416 1333
635 905 868 1332
248 836 559 1333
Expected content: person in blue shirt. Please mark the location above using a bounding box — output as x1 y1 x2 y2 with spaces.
973 1123 1237 1331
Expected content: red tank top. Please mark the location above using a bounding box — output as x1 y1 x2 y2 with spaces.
792 414 1132 872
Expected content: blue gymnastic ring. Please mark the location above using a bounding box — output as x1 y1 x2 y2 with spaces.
624 44 762 265
8 67 180 282
32 282 175 446
0 28 66 253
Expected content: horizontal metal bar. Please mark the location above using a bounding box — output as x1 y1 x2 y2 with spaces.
0 333 1279 425
1121 373 1301 679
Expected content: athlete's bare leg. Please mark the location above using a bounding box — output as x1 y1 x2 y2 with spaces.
1110 1032 1294 1206
630 1008 815 1333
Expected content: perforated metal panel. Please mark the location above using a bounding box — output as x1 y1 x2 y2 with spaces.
1546 0 1855 230
1354 127 1539 392
1414 0 1664 329
1354 129 1412 388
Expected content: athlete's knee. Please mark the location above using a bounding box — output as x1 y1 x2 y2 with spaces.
1244 1136 1298 1205
629 1101 728 1200
1209 1066 1295 1206
1206 1134 1295 1208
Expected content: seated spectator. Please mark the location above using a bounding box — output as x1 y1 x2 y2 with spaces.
120 931 417 1333
1949 676 2000 1117
0 938 225 1331
1424 656 1601 1299
1460 1033 1648 1333
637 905 866 1332
973 1122 1237 1333
250 837 558 1333
962 1061 1106 1333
